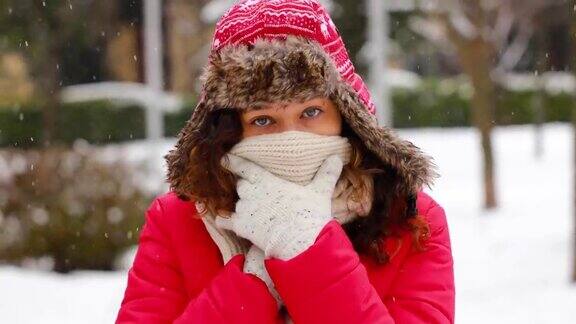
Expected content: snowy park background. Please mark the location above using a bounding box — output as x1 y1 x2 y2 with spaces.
1 0 576 323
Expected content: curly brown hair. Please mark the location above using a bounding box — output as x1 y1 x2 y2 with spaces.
172 108 430 264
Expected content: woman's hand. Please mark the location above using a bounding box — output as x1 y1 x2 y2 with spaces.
216 154 343 260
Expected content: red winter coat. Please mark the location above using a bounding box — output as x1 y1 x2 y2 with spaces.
116 191 455 323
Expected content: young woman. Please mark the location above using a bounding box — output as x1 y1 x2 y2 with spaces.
116 1 455 323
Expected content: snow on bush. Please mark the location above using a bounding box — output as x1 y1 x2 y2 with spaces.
0 145 151 273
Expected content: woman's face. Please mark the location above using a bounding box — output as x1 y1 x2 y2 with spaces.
241 97 342 138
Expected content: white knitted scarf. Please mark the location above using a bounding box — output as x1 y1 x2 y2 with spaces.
229 130 352 185
200 131 373 263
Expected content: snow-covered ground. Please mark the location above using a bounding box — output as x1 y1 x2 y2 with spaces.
1 123 575 323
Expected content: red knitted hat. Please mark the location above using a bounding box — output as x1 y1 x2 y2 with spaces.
166 0 437 198
210 0 376 114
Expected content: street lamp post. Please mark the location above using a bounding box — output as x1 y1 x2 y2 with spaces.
367 0 391 126
143 0 165 140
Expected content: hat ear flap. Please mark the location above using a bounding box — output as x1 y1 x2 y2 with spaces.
330 86 438 195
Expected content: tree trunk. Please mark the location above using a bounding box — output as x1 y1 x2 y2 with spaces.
41 96 58 147
533 31 548 159
468 63 497 210
105 24 141 82
570 0 576 283
38 55 60 148
572 98 576 283
165 0 212 93
456 38 498 209
439 1 499 210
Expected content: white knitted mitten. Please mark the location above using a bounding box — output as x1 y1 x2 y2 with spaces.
244 245 282 306
216 154 343 260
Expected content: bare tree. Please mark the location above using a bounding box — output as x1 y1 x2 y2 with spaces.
412 0 564 209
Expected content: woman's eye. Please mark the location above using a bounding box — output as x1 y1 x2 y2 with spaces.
302 107 322 119
252 117 272 127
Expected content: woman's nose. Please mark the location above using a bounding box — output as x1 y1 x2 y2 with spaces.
278 121 306 133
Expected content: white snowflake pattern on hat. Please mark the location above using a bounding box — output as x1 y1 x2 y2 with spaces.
319 8 335 39
239 0 262 10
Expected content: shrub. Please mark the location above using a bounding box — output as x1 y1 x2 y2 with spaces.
0 145 151 273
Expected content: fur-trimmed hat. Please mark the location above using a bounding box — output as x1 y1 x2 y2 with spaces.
165 0 437 197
